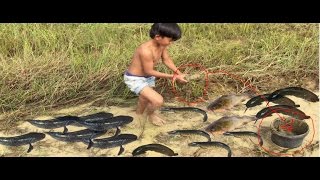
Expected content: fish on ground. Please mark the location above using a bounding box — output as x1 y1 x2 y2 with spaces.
255 105 310 124
27 115 80 134
79 112 114 122
244 93 299 113
82 133 137 155
207 94 251 113
205 115 257 135
132 143 178 157
0 132 46 153
46 129 107 143
268 86 319 103
77 115 133 131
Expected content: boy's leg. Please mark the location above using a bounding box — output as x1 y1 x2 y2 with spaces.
136 95 149 114
135 95 149 139
139 86 166 126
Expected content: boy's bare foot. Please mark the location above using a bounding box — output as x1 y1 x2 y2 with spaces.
148 114 167 126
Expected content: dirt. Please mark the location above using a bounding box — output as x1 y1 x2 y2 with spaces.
0 91 318 157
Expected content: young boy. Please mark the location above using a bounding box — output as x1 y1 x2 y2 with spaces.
124 23 188 126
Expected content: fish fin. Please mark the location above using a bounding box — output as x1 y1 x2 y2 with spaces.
63 126 68 134
114 127 121 136
87 139 93 149
118 146 124 155
27 143 33 153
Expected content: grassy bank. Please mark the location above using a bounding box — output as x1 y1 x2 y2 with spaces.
0 23 318 124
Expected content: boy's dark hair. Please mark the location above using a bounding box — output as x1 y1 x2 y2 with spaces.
149 23 181 41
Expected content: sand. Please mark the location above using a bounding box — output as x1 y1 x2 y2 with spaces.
0 93 318 157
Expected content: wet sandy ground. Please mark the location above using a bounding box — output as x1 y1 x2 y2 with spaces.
0 93 318 157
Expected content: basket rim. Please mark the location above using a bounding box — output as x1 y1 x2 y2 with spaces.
270 118 309 139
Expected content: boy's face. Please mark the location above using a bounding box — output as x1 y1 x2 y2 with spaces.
155 35 173 46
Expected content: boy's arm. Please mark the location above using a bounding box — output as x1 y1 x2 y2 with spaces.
140 49 174 79
162 48 182 75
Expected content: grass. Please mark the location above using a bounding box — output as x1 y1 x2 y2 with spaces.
0 23 318 125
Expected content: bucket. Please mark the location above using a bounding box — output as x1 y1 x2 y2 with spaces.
270 118 309 148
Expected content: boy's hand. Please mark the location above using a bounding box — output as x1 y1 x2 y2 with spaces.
173 74 188 83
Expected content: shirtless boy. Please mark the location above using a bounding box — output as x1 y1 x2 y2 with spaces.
124 23 188 126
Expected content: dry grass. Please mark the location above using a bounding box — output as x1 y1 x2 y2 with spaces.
0 23 318 125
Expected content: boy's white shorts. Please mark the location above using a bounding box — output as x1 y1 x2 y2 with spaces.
124 74 155 95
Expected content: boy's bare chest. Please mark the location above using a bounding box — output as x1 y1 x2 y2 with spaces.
152 50 163 64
